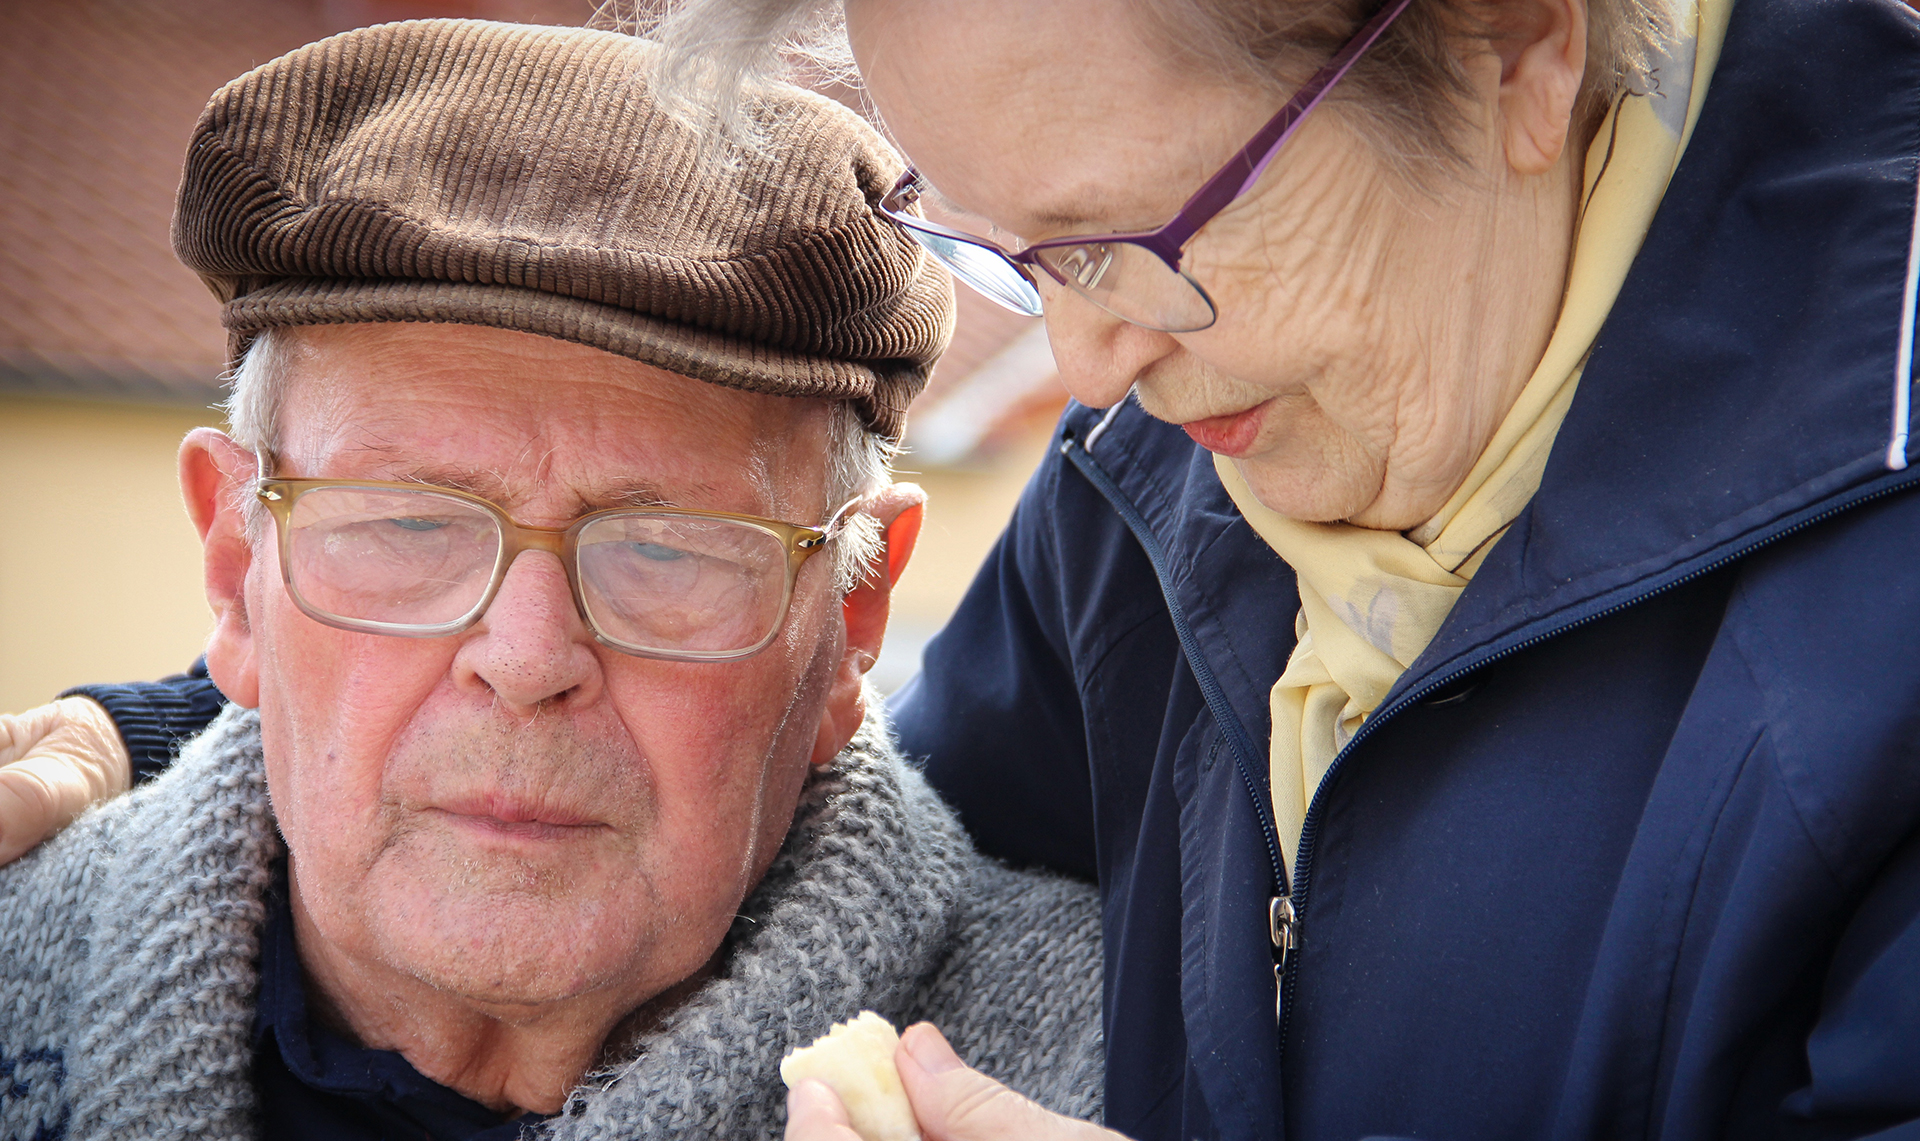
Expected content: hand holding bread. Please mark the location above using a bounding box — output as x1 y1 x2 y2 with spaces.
782 1016 1128 1141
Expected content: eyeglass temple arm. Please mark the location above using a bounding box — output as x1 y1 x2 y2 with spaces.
797 497 868 550
1148 0 1418 257
254 448 280 494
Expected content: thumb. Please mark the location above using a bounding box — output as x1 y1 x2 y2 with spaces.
785 1079 864 1141
895 1023 1120 1141
0 754 86 866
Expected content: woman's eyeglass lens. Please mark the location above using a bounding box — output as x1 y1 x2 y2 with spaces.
898 223 1046 317
273 483 805 660
886 202 1219 333
1030 242 1217 333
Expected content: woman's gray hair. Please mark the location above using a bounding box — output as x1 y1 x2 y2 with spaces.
625 0 1675 175
225 328 893 595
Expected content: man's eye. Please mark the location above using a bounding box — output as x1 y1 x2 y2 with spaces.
627 542 689 562
387 517 447 532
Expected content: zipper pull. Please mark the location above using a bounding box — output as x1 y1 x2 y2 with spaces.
1270 894 1299 957
1270 895 1298 1024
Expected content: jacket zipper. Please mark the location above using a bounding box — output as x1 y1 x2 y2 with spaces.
1059 435 1297 1010
1275 469 1920 1056
1071 423 1918 1052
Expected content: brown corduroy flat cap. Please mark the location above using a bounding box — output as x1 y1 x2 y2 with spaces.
172 19 954 440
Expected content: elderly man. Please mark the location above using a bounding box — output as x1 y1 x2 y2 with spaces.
0 20 1102 1141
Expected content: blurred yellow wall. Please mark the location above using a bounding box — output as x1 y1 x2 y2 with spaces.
870 420 1053 692
0 396 221 710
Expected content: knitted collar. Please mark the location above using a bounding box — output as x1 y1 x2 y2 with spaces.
68 702 973 1140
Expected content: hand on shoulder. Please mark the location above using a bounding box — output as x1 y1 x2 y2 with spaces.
0 696 131 866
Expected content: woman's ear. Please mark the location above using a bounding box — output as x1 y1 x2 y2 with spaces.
808 482 928 767
180 428 261 708
1492 0 1588 175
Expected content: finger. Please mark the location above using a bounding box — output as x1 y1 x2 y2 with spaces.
0 760 69 866
0 704 62 767
896 1023 1124 1141
0 698 132 868
786 1079 866 1141
39 697 133 798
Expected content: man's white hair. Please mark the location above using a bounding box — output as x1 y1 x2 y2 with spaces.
224 327 892 595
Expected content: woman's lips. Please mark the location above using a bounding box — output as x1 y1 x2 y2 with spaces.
1181 401 1269 457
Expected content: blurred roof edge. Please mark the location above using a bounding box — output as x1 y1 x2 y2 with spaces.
0 0 1066 460
0 350 224 410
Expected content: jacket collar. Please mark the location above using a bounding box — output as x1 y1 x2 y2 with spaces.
1409 0 1920 693
1074 0 1920 724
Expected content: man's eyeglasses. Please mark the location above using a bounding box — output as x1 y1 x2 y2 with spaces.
877 0 1415 333
255 454 859 662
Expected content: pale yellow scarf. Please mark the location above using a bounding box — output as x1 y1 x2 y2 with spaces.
1218 0 1733 872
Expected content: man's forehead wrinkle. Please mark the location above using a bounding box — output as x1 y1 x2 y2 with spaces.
747 411 825 521
744 439 782 511
521 438 560 489
289 422 398 478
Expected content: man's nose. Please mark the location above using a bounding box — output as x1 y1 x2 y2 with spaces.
453 550 603 715
1041 286 1180 410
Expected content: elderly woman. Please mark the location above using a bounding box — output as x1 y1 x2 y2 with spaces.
5 0 1919 1137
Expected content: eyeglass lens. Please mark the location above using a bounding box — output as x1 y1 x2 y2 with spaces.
1030 243 1218 333
283 485 793 656
898 225 1044 316
574 514 786 654
902 223 1219 332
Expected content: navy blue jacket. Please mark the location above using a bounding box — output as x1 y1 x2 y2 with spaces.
74 0 1920 1137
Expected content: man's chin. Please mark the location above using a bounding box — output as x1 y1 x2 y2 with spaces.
361 853 669 1008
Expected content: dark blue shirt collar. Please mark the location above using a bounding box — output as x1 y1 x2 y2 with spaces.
253 860 547 1141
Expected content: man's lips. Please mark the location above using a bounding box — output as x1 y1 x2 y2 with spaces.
430 795 603 841
1181 401 1270 457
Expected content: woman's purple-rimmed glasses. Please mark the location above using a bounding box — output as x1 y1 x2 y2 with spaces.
878 0 1416 333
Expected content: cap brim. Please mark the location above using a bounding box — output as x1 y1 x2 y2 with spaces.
223 278 920 439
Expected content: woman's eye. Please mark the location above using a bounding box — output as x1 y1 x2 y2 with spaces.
387 516 446 532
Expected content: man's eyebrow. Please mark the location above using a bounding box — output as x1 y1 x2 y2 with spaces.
384 466 681 511
597 482 680 509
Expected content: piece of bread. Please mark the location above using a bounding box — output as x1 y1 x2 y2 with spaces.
780 1011 921 1141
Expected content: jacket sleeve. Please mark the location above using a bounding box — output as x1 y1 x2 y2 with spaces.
888 439 1099 881
61 658 227 784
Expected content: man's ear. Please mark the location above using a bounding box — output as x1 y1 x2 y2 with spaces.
808 482 928 767
1492 0 1588 175
180 428 261 708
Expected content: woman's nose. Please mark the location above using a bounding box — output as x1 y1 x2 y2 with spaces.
453 550 603 715
1041 286 1181 409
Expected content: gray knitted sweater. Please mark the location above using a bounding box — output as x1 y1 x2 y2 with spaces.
0 706 1103 1140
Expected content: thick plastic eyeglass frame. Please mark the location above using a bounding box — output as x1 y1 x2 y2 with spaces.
254 452 861 662
877 0 1416 331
